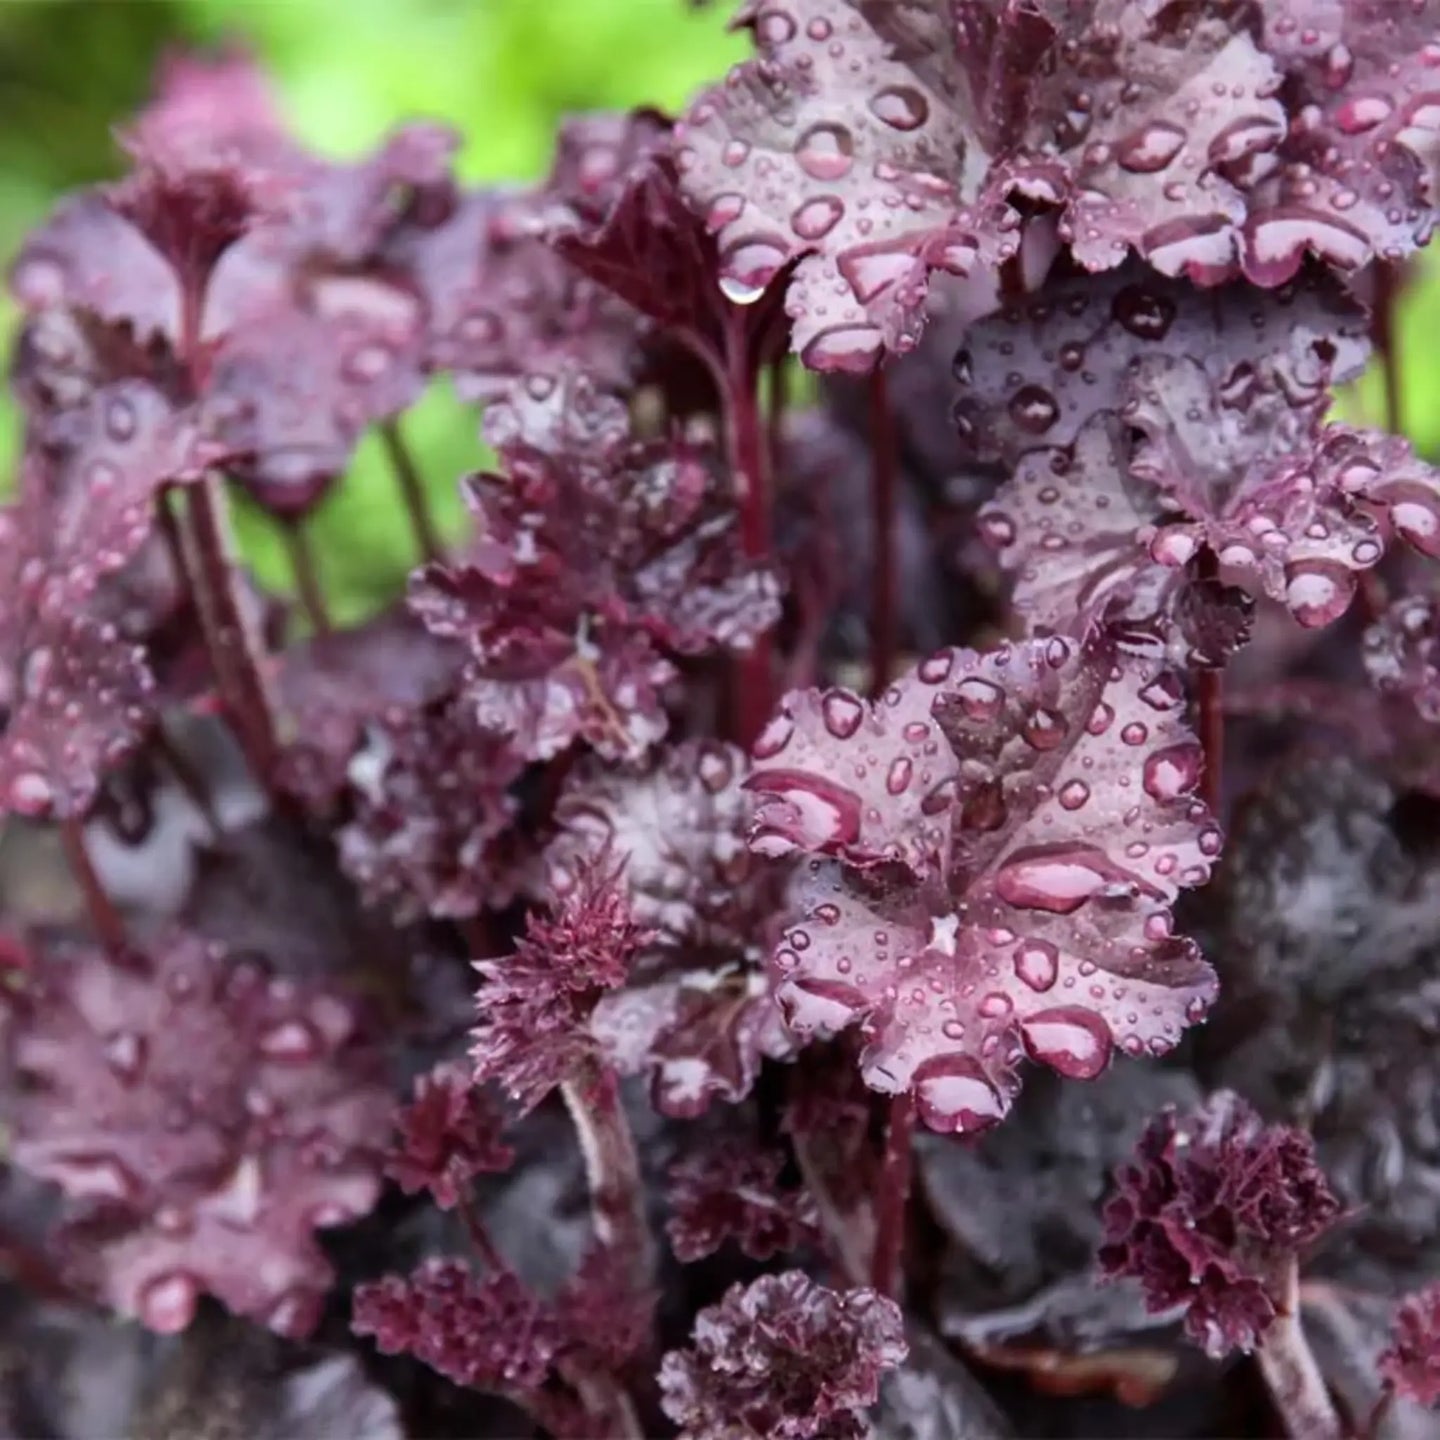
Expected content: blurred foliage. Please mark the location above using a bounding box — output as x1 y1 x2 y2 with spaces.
0 0 744 621
0 0 1435 622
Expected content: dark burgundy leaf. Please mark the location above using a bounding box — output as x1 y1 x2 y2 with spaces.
747 638 1219 1133
658 1270 907 1440
1364 592 1440 722
1098 1090 1342 1357
1382 1284 1440 1408
384 1062 515 1211
666 1139 819 1262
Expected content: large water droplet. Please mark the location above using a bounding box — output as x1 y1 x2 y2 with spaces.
781 976 866 1033
799 324 883 372
138 1271 201 1334
886 757 914 795
259 1018 322 1061
1111 285 1177 341
1335 95 1393 134
795 122 855 180
822 690 865 739
869 86 929 131
748 770 864 855
995 844 1155 914
913 1054 1007 1134
1389 491 1440 555
1208 115 1284 166
791 194 845 240
951 677 1004 722
1058 779 1090 810
1142 743 1203 802
103 1030 147 1082
1115 121 1187 173
752 713 795 760
1007 384 1060 435
1013 939 1059 992
719 234 790 304
1284 560 1355 627
1020 1007 1113 1078
1022 706 1069 751
753 6 797 43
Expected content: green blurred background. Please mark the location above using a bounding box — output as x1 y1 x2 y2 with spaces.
0 0 1433 623
0 0 746 622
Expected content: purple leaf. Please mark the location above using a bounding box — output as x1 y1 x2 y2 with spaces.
658 1271 907 1440
665 1139 820 1262
1364 592 1440 722
748 638 1219 1133
1381 1284 1440 1408
6 929 391 1335
1245 3 1440 285
675 1 1288 369
337 698 521 923
1099 1089 1342 1357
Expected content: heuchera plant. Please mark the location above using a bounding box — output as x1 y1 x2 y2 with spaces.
6 4 1440 1436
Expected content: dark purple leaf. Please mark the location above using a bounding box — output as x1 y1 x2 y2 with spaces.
1364 591 1440 722
658 1270 907 1440
665 1139 820 1262
1382 1284 1440 1408
1098 1089 1342 1357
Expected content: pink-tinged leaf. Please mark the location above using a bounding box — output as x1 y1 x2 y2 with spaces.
1364 593 1440 723
6 929 391 1335
1099 1090 1342 1357
1244 3 1440 285
411 370 778 762
590 964 796 1118
675 2 1287 369
547 739 772 952
666 1140 820 1263
750 638 1219 1133
1380 1284 1440 1408
744 655 967 873
338 699 521 923
658 1271 907 1440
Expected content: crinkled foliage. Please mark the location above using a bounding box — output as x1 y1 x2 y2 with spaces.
471 861 655 1112
411 370 780 762
747 637 1220 1132
384 1061 514 1211
1364 592 1440 723
676 0 1440 370
1099 1089 1342 1357
1381 1284 1440 1408
4 928 391 1336
658 1271 907 1440
966 263 1440 642
665 1139 820 1262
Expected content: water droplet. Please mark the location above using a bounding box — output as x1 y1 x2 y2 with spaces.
1335 95 1393 134
719 233 790 304
1115 121 1187 173
979 510 1016 548
1058 779 1090 810
1087 702 1115 735
869 85 929 131
799 324 883 371
103 1030 146 1081
795 122 855 180
918 651 956 685
1111 285 1177 341
1022 706 1069 751
138 1271 200 1334
7 770 54 814
259 1018 322 1061
1007 384 1060 435
951 676 1004 721
791 194 844 240
105 394 137 442
1013 939 1059 992
996 844 1155 914
748 772 863 855
707 192 746 229
1120 721 1149 746
1150 529 1198 566
886 757 913 795
822 689 865 739
913 1054 1007 1134
752 713 795 760
1284 560 1355 627
1021 1007 1113 1078
753 6 796 43
781 976 866 1033
1208 115 1283 166
1143 743 1203 801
